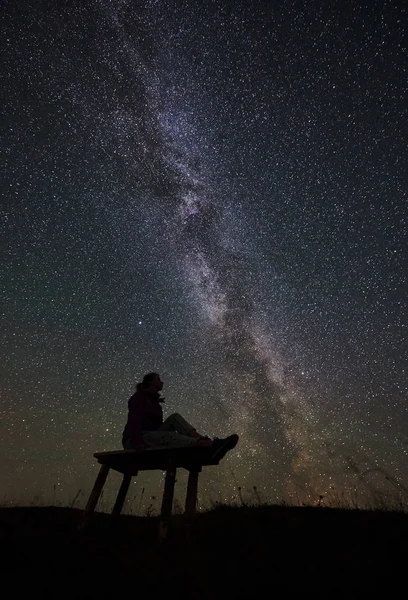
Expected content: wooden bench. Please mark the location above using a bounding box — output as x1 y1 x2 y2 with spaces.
80 446 226 540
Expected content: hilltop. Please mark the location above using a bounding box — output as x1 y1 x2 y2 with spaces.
0 503 406 598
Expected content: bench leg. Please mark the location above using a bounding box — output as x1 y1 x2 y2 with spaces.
112 473 132 516
158 466 177 542
79 464 110 529
185 468 200 517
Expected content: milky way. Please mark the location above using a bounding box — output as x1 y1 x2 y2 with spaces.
2 0 407 509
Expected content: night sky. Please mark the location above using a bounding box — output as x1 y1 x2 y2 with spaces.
2 0 407 510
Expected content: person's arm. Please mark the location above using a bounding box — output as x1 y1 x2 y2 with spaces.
128 395 146 448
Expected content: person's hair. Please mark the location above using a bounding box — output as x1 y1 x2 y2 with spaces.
136 372 160 390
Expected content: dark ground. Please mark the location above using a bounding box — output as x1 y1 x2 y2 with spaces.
0 504 406 598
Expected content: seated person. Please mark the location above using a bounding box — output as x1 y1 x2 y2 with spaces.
122 372 238 460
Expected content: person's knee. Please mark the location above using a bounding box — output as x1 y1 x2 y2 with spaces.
170 412 181 420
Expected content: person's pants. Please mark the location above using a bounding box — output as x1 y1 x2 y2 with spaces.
124 413 199 450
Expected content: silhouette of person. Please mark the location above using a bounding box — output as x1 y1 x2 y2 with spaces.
122 372 238 459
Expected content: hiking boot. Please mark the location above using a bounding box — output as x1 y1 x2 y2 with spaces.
211 434 239 461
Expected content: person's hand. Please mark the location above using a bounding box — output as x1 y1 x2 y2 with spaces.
132 443 146 452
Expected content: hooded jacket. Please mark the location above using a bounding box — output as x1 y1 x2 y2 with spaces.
122 387 164 446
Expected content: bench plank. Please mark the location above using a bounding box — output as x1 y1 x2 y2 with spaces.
93 447 220 474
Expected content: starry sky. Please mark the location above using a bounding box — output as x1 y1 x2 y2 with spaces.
2 0 407 510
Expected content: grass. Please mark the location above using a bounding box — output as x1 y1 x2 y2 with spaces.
0 500 406 598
